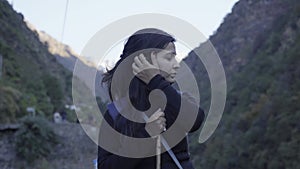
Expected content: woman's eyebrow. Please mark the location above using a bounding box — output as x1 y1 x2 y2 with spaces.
165 51 177 55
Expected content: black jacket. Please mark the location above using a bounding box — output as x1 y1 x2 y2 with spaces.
98 75 205 169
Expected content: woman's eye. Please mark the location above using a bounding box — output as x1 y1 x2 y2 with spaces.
166 54 174 61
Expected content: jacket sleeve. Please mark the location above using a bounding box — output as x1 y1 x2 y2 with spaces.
147 74 205 133
97 112 145 169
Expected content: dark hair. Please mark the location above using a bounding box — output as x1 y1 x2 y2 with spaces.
101 28 175 136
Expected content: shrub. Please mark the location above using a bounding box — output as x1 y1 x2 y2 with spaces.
15 116 58 163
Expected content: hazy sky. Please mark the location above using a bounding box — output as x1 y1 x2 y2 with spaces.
9 0 239 65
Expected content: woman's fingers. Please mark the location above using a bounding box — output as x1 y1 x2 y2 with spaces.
135 54 158 69
156 117 166 133
157 116 166 124
132 54 160 84
155 116 166 125
134 54 149 68
133 55 149 75
145 111 167 136
132 62 139 75
147 108 164 123
138 54 149 65
134 56 143 67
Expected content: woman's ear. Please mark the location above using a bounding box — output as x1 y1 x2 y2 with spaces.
149 51 157 64
151 51 157 56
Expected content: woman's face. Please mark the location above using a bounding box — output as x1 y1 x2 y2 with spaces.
155 42 180 83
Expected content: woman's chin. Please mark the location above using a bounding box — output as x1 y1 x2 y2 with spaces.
166 76 176 83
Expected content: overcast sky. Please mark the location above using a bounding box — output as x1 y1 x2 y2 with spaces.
9 0 239 65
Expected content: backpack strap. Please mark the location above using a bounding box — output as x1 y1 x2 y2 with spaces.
107 103 119 122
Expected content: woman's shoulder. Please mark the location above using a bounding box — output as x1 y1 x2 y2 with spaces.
104 103 126 130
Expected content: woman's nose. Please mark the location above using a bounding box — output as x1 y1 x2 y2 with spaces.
173 60 180 69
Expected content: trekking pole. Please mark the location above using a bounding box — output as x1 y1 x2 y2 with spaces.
156 135 161 169
142 113 183 169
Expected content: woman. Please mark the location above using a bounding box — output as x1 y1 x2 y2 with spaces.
98 28 205 169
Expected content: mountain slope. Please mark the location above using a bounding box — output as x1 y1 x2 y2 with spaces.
28 24 110 102
184 0 300 168
0 0 73 122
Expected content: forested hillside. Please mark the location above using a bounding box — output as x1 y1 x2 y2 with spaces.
0 0 73 123
0 1 98 168
185 0 300 168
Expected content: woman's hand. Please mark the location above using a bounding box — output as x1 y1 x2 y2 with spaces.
132 53 160 84
145 108 166 137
